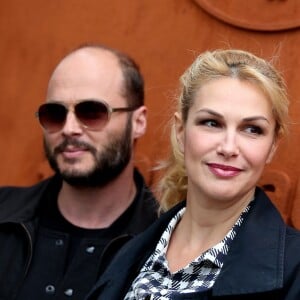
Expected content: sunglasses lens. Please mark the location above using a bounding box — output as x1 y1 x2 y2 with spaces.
37 103 67 132
75 101 109 130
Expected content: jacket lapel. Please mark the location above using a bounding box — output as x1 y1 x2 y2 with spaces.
213 187 285 295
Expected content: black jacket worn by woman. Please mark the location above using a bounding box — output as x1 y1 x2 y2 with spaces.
87 187 300 300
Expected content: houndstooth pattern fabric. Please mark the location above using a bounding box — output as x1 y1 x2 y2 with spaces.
124 203 251 300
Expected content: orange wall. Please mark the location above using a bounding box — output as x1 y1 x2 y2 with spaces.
1 0 300 227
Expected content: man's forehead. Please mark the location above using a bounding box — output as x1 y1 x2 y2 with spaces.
53 48 120 76
46 48 125 104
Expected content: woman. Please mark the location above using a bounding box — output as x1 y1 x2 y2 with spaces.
87 49 300 299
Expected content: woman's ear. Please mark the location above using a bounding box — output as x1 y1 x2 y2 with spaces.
132 106 147 140
174 112 184 153
266 140 278 164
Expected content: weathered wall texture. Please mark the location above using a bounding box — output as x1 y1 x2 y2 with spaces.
0 0 300 227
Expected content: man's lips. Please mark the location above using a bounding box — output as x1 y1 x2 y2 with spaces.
207 163 243 177
63 146 88 152
60 146 89 158
54 139 97 158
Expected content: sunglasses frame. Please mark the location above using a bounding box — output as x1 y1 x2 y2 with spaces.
36 99 140 133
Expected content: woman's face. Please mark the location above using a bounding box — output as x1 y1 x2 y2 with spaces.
176 77 277 206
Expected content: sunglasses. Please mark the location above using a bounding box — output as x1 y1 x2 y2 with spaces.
36 99 139 133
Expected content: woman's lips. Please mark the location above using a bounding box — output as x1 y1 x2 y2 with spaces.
207 163 242 178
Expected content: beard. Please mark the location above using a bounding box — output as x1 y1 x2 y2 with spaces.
44 117 132 188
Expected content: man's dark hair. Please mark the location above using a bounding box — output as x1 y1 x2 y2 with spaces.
69 43 144 107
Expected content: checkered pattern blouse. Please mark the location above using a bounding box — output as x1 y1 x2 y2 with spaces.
124 203 251 300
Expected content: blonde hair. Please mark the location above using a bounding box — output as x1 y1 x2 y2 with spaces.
158 49 289 212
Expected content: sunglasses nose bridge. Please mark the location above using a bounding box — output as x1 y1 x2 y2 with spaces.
62 105 85 133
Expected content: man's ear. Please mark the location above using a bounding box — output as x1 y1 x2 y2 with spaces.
266 140 278 164
132 106 147 139
174 112 184 153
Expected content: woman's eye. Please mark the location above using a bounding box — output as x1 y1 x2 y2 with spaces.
200 119 220 128
244 125 263 135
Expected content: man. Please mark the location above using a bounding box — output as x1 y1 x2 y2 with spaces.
0 44 158 299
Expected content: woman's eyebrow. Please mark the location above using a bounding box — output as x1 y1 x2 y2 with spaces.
243 116 270 124
195 108 223 118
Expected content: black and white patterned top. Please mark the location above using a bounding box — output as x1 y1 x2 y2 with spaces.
124 203 251 300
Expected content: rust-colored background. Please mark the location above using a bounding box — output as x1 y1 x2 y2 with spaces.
1 0 300 228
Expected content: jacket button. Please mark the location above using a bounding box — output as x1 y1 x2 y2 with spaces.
86 246 95 254
64 289 74 296
45 285 55 294
55 239 64 246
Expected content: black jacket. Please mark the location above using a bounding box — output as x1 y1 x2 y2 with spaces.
0 170 158 300
87 187 300 300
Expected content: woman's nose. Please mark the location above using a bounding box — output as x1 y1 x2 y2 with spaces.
216 131 239 158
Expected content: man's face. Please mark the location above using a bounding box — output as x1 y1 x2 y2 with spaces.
43 48 134 187
44 115 132 187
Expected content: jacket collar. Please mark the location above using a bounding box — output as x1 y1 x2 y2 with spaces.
121 168 158 235
0 175 60 223
0 169 157 230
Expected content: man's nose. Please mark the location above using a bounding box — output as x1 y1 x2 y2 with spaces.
62 111 83 136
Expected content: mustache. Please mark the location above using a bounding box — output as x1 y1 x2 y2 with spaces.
54 138 97 155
